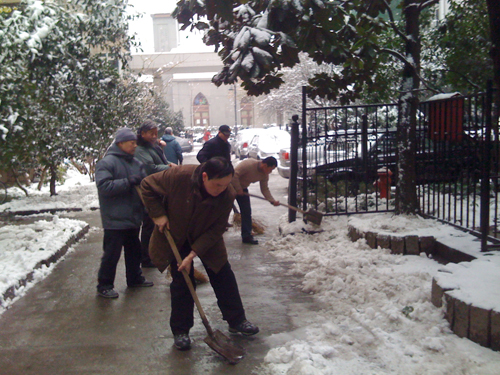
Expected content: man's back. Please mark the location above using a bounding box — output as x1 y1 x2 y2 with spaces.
196 135 231 163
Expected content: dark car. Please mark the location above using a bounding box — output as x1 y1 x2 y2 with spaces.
174 136 194 153
312 129 479 185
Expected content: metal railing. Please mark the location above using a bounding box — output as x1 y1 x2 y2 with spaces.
289 84 499 251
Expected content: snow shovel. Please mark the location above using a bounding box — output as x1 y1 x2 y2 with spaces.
134 186 244 364
163 228 245 365
246 193 323 226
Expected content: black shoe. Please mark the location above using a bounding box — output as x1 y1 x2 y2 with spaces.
229 320 259 336
242 237 258 245
97 288 119 299
128 279 154 288
174 333 191 351
141 260 156 268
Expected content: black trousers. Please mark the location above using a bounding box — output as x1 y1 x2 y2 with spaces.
170 243 246 335
97 228 143 291
236 189 252 239
140 213 155 264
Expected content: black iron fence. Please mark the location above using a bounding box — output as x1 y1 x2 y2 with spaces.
288 84 499 251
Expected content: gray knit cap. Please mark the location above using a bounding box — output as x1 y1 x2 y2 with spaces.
115 127 137 143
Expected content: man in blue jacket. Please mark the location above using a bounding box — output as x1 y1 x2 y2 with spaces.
95 127 154 298
161 127 183 165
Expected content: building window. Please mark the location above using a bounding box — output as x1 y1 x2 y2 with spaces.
240 97 253 126
193 93 209 128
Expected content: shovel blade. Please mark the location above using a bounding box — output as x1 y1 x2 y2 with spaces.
305 209 323 226
204 329 245 365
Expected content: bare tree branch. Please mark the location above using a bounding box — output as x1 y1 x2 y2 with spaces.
419 0 440 11
381 0 409 43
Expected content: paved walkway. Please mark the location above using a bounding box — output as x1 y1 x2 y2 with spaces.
0 173 317 375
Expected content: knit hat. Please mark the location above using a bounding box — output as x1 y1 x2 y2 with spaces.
115 127 137 143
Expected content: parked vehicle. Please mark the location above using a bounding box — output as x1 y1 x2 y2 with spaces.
233 128 265 160
314 129 479 185
248 128 291 160
279 127 480 185
175 136 194 153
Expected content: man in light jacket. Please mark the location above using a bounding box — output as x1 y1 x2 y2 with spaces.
231 157 280 244
95 127 154 298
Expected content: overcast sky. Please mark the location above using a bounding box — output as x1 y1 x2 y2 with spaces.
127 0 211 54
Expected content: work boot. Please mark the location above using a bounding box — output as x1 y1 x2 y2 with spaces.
174 333 191 351
97 288 119 299
128 277 154 288
229 320 259 336
242 236 258 245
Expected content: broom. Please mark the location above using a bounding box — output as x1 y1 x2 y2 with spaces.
167 265 209 284
232 204 265 235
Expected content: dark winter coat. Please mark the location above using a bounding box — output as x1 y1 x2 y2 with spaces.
140 164 236 273
161 134 183 165
135 138 171 176
196 135 231 163
95 144 146 230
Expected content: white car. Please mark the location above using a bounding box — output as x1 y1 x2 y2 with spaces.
233 128 265 160
248 128 291 161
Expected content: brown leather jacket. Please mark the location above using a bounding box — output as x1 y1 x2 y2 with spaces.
140 164 235 273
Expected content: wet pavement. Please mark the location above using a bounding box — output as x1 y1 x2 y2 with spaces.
0 168 319 374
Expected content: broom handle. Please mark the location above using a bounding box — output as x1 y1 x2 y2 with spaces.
135 186 214 337
245 192 307 215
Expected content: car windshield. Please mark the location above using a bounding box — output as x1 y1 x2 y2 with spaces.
258 131 290 152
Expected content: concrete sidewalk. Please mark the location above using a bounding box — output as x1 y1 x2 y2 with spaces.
0 174 318 375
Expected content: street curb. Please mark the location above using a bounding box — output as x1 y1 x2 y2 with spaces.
0 207 99 218
1 224 90 306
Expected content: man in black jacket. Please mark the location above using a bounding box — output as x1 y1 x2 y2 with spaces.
95 127 154 298
196 125 232 163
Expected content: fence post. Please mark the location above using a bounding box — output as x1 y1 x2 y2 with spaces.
301 86 308 213
289 115 299 223
480 80 493 251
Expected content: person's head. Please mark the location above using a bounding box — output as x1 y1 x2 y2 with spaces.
114 127 137 155
137 120 158 144
260 156 278 175
218 125 231 142
165 127 173 135
200 157 234 197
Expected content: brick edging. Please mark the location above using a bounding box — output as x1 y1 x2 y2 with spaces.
347 223 498 351
1 224 90 306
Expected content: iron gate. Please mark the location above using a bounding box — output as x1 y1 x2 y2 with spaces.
288 84 499 251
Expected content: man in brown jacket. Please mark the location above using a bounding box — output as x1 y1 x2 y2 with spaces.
140 157 259 351
232 157 280 244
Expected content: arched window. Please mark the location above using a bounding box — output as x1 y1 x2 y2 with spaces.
193 93 210 127
240 97 253 126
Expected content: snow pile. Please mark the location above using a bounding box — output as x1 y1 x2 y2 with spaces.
0 215 88 312
0 167 98 213
261 216 500 374
434 256 500 311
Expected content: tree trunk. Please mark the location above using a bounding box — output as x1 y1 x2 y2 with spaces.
49 164 58 196
486 0 500 118
486 0 500 93
395 0 420 215
37 165 48 191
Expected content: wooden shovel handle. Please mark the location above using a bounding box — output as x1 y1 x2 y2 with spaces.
245 192 307 215
164 228 215 337
135 186 215 336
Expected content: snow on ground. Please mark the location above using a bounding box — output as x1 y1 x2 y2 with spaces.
1 165 500 373
259 216 500 374
0 167 94 313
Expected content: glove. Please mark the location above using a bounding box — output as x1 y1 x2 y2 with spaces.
128 175 142 186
